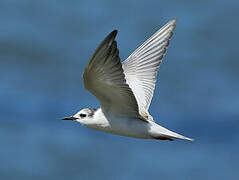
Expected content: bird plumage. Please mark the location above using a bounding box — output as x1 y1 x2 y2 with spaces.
62 19 194 141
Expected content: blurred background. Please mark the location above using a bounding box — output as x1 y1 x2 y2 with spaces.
0 0 239 179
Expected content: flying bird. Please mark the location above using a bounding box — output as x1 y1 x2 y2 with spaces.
62 19 194 141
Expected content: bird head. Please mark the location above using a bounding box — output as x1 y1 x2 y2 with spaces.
62 108 97 125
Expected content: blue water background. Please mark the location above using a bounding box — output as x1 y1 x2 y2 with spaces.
0 0 239 179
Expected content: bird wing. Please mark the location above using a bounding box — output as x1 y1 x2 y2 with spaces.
122 19 176 114
83 30 145 121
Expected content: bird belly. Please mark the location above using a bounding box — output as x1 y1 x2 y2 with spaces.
94 117 153 139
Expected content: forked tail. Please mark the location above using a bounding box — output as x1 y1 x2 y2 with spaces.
153 124 194 141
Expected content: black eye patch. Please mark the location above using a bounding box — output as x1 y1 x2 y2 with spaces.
80 114 87 118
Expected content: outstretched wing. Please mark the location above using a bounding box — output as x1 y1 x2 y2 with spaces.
83 30 144 121
122 19 176 113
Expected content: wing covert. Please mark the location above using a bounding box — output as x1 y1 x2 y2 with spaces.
83 30 143 120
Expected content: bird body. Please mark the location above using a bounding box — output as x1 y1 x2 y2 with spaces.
62 19 194 141
70 108 193 141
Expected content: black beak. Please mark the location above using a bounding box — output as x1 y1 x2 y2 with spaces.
61 116 77 120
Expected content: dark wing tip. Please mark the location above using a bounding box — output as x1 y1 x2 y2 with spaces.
96 29 118 50
111 29 118 36
105 30 118 45
87 30 118 66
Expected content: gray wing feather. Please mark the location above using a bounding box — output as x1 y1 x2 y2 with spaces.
83 30 144 120
122 19 177 114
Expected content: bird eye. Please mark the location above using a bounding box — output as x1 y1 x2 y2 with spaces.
80 113 87 118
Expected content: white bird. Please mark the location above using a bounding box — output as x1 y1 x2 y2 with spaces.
62 19 194 141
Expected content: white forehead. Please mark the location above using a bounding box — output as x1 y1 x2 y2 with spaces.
77 108 96 116
79 108 92 114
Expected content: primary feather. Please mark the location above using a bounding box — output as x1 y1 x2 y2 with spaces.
122 19 177 119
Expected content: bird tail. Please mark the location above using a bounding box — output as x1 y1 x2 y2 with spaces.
153 124 194 141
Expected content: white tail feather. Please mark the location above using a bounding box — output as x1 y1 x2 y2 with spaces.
153 123 194 141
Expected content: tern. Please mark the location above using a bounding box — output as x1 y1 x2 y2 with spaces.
62 19 194 141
